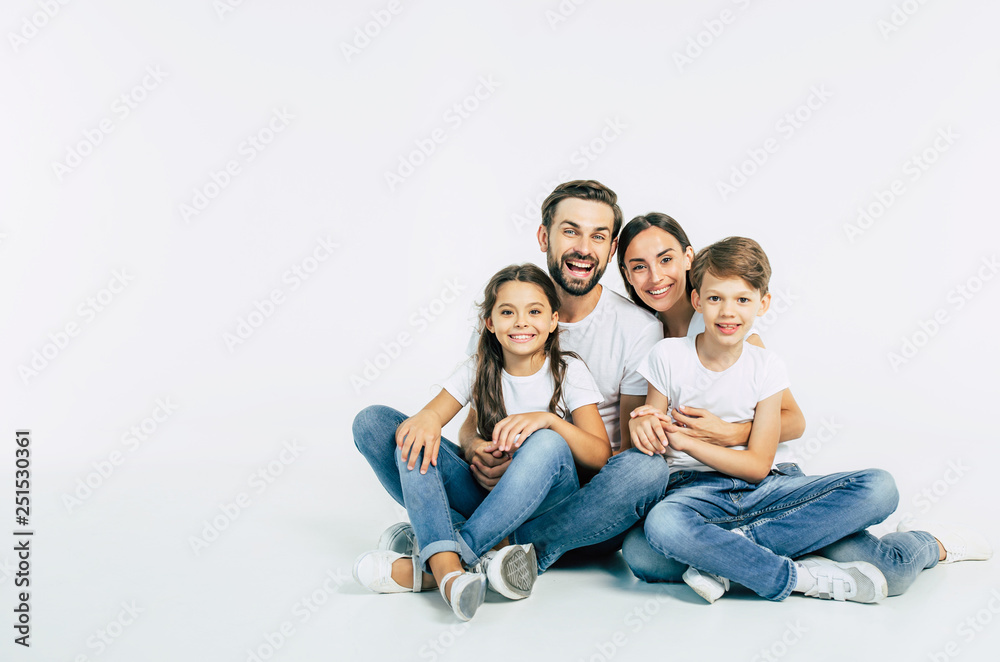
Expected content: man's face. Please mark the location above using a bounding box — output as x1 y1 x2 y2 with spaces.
537 198 617 297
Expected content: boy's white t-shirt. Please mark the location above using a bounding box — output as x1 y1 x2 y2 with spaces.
442 355 603 424
466 286 662 451
637 337 790 472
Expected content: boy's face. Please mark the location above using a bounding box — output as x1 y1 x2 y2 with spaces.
691 272 771 348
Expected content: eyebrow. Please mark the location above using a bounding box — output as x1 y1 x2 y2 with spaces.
628 247 674 264
559 220 612 234
497 302 547 308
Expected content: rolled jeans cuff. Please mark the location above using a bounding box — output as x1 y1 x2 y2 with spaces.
417 540 463 575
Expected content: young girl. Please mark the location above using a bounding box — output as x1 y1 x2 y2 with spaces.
352 263 610 620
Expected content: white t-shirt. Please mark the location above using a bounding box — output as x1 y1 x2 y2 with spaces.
637 337 790 472
466 286 662 451
441 355 603 426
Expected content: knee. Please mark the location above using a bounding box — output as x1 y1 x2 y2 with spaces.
859 468 899 516
517 429 573 467
609 449 671 490
352 405 400 458
644 504 690 549
622 526 684 583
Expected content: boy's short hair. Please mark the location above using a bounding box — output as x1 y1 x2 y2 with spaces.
540 180 624 238
690 236 771 296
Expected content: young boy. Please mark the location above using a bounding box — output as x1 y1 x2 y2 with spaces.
630 237 891 603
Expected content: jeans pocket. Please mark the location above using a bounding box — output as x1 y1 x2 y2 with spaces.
773 462 804 477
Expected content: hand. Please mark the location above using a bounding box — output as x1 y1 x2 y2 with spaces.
487 412 554 453
467 441 511 492
668 406 748 447
629 414 668 456
664 427 695 453
395 410 442 474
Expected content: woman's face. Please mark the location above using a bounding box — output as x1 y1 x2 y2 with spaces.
622 227 694 314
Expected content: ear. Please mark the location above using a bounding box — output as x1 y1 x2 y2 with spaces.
549 310 559 333
683 245 694 269
690 288 702 312
756 292 771 317
609 236 618 261
485 317 495 333
537 224 549 253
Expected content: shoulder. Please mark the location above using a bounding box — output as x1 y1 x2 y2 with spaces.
742 342 786 372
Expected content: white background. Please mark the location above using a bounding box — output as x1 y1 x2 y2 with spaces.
2 1 999 660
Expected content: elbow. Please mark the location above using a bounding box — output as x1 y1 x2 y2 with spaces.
746 465 771 484
785 411 806 441
587 446 612 471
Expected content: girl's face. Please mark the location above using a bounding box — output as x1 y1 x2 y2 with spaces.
485 281 558 363
622 227 694 314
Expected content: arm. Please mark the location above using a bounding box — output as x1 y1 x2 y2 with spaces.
628 385 670 456
458 407 511 491
618 394 646 452
396 389 464 474
487 403 610 472
667 391 782 483
746 333 805 441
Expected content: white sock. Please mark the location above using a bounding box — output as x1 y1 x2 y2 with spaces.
792 562 816 593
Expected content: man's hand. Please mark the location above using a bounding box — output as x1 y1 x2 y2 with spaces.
466 440 511 491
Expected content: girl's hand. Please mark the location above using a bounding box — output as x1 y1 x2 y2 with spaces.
629 414 667 456
487 412 554 453
395 410 443 474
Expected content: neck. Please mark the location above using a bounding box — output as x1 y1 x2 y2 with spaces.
556 284 602 324
503 349 547 377
694 333 744 372
659 296 696 338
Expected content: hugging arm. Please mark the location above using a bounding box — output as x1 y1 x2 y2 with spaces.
459 407 511 491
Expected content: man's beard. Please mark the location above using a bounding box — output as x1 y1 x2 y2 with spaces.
547 250 605 297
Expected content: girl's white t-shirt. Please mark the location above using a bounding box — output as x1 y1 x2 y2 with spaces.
441 355 603 422
637 337 790 472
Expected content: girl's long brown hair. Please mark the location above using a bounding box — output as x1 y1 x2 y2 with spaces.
473 264 577 441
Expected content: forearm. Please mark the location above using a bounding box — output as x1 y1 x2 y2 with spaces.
778 389 805 442
546 416 611 472
676 439 772 483
458 409 483 462
618 394 645 453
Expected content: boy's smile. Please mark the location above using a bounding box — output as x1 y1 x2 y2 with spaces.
692 272 771 354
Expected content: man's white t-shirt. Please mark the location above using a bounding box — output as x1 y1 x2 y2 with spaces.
466 286 662 451
442 355 603 425
637 337 790 472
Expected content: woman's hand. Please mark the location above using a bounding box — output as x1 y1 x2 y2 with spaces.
395 410 443 474
667 406 749 447
629 413 667 456
486 412 555 453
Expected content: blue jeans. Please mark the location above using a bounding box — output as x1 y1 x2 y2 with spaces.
625 464 939 599
353 405 580 573
511 449 672 571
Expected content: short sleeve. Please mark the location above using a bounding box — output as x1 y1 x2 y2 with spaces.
440 356 476 407
636 340 672 401
561 357 603 413
620 319 663 396
758 353 790 402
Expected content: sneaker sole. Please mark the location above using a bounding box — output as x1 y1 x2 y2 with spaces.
377 523 414 555
489 545 537 600
682 568 725 604
454 575 488 621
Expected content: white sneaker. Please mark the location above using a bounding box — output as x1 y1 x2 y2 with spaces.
475 544 538 600
897 519 993 564
353 550 420 594
682 566 730 604
377 522 415 555
440 570 487 621
796 557 888 603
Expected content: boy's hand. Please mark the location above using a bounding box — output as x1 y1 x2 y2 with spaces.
629 414 668 456
488 412 554 453
396 410 442 474
665 428 694 453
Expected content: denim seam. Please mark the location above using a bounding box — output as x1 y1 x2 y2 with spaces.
704 477 858 526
